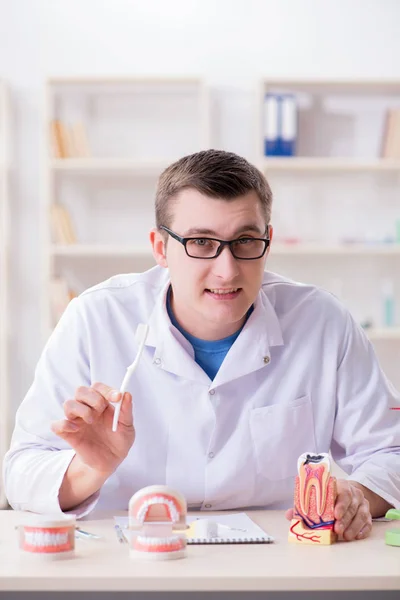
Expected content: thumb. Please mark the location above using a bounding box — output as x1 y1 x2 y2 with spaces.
117 392 134 428
285 508 294 521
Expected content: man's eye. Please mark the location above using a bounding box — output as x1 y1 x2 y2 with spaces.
194 238 211 246
237 238 253 244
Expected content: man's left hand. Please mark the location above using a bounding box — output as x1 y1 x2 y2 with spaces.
285 479 373 542
333 479 372 541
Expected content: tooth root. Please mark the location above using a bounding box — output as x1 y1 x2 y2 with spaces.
318 461 330 515
299 465 311 514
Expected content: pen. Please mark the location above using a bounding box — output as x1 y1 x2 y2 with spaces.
218 524 248 533
75 527 102 540
194 518 247 532
114 524 127 544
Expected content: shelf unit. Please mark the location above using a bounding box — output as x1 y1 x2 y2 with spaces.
258 79 400 388
263 157 400 172
271 243 400 255
0 81 10 507
43 77 211 338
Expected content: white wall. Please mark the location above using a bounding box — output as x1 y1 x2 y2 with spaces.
1 0 400 412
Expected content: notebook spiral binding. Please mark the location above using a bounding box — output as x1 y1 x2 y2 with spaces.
187 536 273 544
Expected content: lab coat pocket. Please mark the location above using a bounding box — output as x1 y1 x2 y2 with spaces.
249 396 316 480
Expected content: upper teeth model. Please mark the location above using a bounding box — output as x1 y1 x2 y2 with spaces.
128 485 187 560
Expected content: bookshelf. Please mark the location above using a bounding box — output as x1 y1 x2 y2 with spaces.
43 77 211 337
258 79 400 388
263 157 400 172
0 81 10 507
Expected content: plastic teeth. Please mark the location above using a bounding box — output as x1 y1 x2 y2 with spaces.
136 496 180 523
136 535 181 546
24 532 69 547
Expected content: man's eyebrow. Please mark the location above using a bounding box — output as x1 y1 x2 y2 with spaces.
183 225 265 237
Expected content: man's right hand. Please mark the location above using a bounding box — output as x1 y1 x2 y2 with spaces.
51 382 135 476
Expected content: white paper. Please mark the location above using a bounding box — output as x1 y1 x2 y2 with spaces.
114 512 274 542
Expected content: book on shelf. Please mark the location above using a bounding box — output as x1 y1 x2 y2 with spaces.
263 93 297 157
50 277 77 324
381 109 400 159
49 119 91 158
50 203 77 244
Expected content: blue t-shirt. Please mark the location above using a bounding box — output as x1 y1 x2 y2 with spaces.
167 287 252 380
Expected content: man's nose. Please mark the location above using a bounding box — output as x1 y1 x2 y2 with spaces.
211 244 240 279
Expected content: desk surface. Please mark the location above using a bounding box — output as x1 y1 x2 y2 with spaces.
0 510 399 592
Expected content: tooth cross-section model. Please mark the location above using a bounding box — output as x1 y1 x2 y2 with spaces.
288 452 337 545
129 485 187 560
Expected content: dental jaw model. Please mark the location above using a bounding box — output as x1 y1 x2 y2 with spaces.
289 452 337 545
129 485 187 560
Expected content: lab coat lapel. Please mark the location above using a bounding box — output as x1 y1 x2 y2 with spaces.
144 277 283 386
211 287 284 387
145 279 210 384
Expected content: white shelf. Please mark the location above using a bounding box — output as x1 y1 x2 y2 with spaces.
0 80 10 508
263 157 400 172
50 158 170 175
51 242 400 258
48 76 204 85
366 328 400 341
258 78 400 391
271 243 400 256
44 76 211 337
51 244 152 257
260 79 400 95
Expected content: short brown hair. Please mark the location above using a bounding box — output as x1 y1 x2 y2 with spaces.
155 149 272 229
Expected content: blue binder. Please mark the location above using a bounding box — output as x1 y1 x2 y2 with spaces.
264 93 297 156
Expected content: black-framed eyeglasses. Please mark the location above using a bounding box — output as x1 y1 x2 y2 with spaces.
159 225 270 260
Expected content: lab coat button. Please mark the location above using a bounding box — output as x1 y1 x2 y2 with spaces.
263 356 270 364
208 452 215 459
209 389 215 395
205 504 212 509
154 358 161 365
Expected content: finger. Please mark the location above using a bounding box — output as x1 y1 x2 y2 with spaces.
92 382 122 404
51 419 81 436
335 491 362 536
343 506 372 541
63 399 94 424
355 520 373 540
75 386 108 414
118 392 134 427
285 508 294 521
334 486 353 521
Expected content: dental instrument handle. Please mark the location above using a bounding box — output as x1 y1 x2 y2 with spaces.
112 323 149 433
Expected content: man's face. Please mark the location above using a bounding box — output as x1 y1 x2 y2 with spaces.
151 188 272 340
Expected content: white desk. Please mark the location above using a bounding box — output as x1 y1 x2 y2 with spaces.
0 510 399 594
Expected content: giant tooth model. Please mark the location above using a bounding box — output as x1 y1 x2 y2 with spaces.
288 452 337 545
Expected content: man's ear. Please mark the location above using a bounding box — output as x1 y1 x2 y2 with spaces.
265 224 273 259
150 228 168 268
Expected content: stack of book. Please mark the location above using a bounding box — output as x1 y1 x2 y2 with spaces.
50 120 91 158
381 109 400 158
50 204 76 244
50 277 77 325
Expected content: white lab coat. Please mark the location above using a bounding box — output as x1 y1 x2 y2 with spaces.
3 266 400 517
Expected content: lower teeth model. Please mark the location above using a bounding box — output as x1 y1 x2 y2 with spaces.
128 485 187 560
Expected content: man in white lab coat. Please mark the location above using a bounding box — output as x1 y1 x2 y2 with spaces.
4 149 400 542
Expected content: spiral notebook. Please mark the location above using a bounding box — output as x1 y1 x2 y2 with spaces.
114 512 274 545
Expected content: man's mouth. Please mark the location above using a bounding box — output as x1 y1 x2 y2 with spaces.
205 287 241 297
